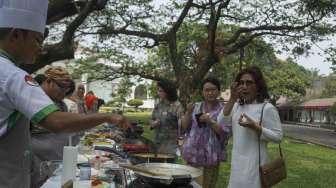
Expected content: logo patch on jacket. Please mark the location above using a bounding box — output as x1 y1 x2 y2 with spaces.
24 75 39 86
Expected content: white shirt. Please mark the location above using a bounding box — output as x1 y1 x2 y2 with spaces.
63 98 79 113
224 102 283 188
0 55 57 137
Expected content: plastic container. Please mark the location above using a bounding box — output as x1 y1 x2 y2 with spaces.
78 163 91 180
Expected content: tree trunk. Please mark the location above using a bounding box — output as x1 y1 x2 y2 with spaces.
177 75 200 107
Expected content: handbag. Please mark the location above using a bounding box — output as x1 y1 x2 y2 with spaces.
258 103 287 188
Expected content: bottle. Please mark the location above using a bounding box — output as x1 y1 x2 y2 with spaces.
93 156 101 170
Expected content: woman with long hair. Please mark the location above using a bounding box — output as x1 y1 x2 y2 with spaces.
223 66 283 188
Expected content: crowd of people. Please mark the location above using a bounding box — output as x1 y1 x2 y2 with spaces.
0 0 283 188
148 70 283 188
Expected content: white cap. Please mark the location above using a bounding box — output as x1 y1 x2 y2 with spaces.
0 0 48 34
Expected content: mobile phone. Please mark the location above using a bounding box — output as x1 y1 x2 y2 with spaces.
195 113 206 128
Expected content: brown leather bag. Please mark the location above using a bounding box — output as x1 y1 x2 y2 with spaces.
258 103 287 188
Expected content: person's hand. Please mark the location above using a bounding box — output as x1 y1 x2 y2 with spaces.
199 113 212 124
238 113 259 131
109 114 130 131
230 82 242 102
150 119 160 129
186 103 194 114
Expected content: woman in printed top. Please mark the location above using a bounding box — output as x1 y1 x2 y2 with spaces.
180 77 231 188
150 80 184 156
223 66 283 188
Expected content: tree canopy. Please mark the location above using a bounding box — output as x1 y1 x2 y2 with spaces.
23 0 336 103
321 74 336 98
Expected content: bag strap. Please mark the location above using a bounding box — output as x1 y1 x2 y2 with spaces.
258 102 283 167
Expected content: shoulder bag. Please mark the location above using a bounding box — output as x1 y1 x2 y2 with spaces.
258 103 287 188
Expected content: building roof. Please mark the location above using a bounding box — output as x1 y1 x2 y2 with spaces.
300 97 336 109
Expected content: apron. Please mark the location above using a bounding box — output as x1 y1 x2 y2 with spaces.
0 116 32 188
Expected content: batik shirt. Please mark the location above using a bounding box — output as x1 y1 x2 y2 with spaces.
182 101 231 166
151 100 184 154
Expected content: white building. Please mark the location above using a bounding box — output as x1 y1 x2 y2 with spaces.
85 78 155 109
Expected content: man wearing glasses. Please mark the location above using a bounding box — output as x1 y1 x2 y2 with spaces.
0 1 129 187
31 66 77 161
30 66 77 187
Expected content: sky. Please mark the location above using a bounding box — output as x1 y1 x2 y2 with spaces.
276 39 335 76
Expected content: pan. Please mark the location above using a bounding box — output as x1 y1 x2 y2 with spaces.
130 163 202 186
128 152 176 164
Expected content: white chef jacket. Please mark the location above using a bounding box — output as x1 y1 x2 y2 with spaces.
0 54 58 137
0 51 59 188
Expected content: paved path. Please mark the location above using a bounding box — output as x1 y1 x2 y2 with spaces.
282 123 336 149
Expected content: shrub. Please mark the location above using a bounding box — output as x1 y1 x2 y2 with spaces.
127 99 144 109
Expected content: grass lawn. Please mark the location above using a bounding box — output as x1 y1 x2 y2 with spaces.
125 112 336 188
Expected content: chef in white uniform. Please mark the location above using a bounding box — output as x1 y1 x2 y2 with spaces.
0 1 129 187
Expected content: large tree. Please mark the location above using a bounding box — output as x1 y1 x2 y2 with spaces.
71 23 313 103
23 0 336 103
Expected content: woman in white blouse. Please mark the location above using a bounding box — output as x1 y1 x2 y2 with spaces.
223 66 283 188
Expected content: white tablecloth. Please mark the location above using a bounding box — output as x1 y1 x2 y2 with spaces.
41 176 91 188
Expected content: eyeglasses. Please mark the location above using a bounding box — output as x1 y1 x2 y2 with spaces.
53 80 71 93
238 80 255 86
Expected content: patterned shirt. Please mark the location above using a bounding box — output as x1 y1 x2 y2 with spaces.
182 101 231 166
151 100 184 154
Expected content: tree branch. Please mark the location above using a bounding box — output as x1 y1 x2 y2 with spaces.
113 67 168 83
170 0 194 33
223 18 322 46
21 42 74 73
96 27 167 43
62 0 98 44
22 0 105 73
225 31 305 54
47 0 106 24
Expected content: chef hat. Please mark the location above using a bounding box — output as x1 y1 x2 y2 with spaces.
0 0 48 34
